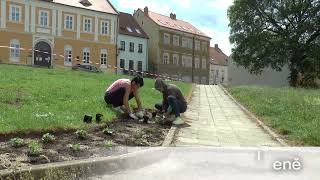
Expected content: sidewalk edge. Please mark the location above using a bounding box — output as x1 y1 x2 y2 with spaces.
162 84 196 147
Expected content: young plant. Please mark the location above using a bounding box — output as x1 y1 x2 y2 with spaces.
28 140 42 156
41 133 55 143
10 138 24 148
71 143 81 153
102 128 114 136
75 130 88 140
104 140 114 150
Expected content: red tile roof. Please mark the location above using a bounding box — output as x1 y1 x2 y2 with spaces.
51 0 118 14
140 9 210 38
210 46 228 66
119 12 149 39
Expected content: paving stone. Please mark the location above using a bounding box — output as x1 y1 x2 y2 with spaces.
174 85 281 147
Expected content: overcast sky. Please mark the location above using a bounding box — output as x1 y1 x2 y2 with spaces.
110 0 234 56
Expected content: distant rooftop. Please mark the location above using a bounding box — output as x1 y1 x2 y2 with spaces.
50 0 118 14
210 44 228 66
119 12 149 39
140 7 211 38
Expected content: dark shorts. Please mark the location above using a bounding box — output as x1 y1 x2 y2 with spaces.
104 87 134 107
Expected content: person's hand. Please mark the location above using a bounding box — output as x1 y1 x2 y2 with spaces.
129 113 139 120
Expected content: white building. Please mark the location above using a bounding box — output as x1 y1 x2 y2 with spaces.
209 45 228 85
117 12 148 75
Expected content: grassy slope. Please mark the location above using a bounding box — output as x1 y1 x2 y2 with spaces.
0 64 191 133
229 86 320 146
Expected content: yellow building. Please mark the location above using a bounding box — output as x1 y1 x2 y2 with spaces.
0 0 118 72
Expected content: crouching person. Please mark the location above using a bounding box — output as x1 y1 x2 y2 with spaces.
104 75 144 120
154 78 187 125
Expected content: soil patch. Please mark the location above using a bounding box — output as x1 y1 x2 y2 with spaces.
0 112 171 171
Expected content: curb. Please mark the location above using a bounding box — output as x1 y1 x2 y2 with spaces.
162 84 196 147
219 85 288 147
0 148 166 179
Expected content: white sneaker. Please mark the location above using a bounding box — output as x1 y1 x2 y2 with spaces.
113 106 125 114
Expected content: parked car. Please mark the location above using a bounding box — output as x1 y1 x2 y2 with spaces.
72 64 102 73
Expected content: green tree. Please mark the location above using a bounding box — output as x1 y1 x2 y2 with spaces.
228 0 320 87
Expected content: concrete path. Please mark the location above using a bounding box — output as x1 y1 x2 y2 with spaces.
173 85 281 147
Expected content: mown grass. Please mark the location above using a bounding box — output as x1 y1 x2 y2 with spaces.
229 86 320 146
0 64 191 133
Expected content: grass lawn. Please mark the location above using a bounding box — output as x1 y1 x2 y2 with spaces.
229 86 320 146
0 64 192 133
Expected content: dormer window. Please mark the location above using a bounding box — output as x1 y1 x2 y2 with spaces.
79 0 92 7
135 29 141 34
127 27 133 32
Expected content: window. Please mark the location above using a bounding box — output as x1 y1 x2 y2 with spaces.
39 10 49 27
173 54 179 65
163 53 169 64
120 59 125 69
202 42 208 52
173 35 180 46
83 17 92 32
83 48 90 64
101 20 108 35
202 58 207 69
182 37 188 48
10 5 21 22
10 39 20 61
138 61 143 72
195 40 200 50
135 29 141 34
129 42 134 52
64 45 72 65
182 56 192 67
164 33 170 44
100 49 107 65
138 44 143 53
195 58 200 68
187 38 193 49
65 15 74 30
129 60 134 70
120 41 125 51
127 27 133 32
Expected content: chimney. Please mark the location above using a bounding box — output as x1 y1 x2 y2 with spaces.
173 14 176 20
215 44 218 49
170 13 174 19
144 6 149 16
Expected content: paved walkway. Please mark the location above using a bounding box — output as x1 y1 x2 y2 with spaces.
173 85 281 147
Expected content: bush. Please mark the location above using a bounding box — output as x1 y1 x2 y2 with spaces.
71 144 81 152
104 140 114 150
102 128 114 135
75 130 88 140
41 133 55 143
28 141 42 156
10 138 24 148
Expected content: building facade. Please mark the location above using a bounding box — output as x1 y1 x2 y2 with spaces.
0 0 118 72
209 45 228 85
133 7 211 84
228 56 290 87
117 12 148 75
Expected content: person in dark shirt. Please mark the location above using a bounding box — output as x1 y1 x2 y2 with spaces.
154 78 187 125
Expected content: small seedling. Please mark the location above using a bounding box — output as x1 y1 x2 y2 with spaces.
71 144 81 152
104 140 114 150
41 133 55 143
10 138 24 148
102 128 114 135
28 141 42 156
75 130 88 140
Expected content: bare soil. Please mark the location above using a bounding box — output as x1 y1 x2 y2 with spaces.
0 112 171 171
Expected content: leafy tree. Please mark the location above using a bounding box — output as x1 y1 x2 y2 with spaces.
228 0 320 87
